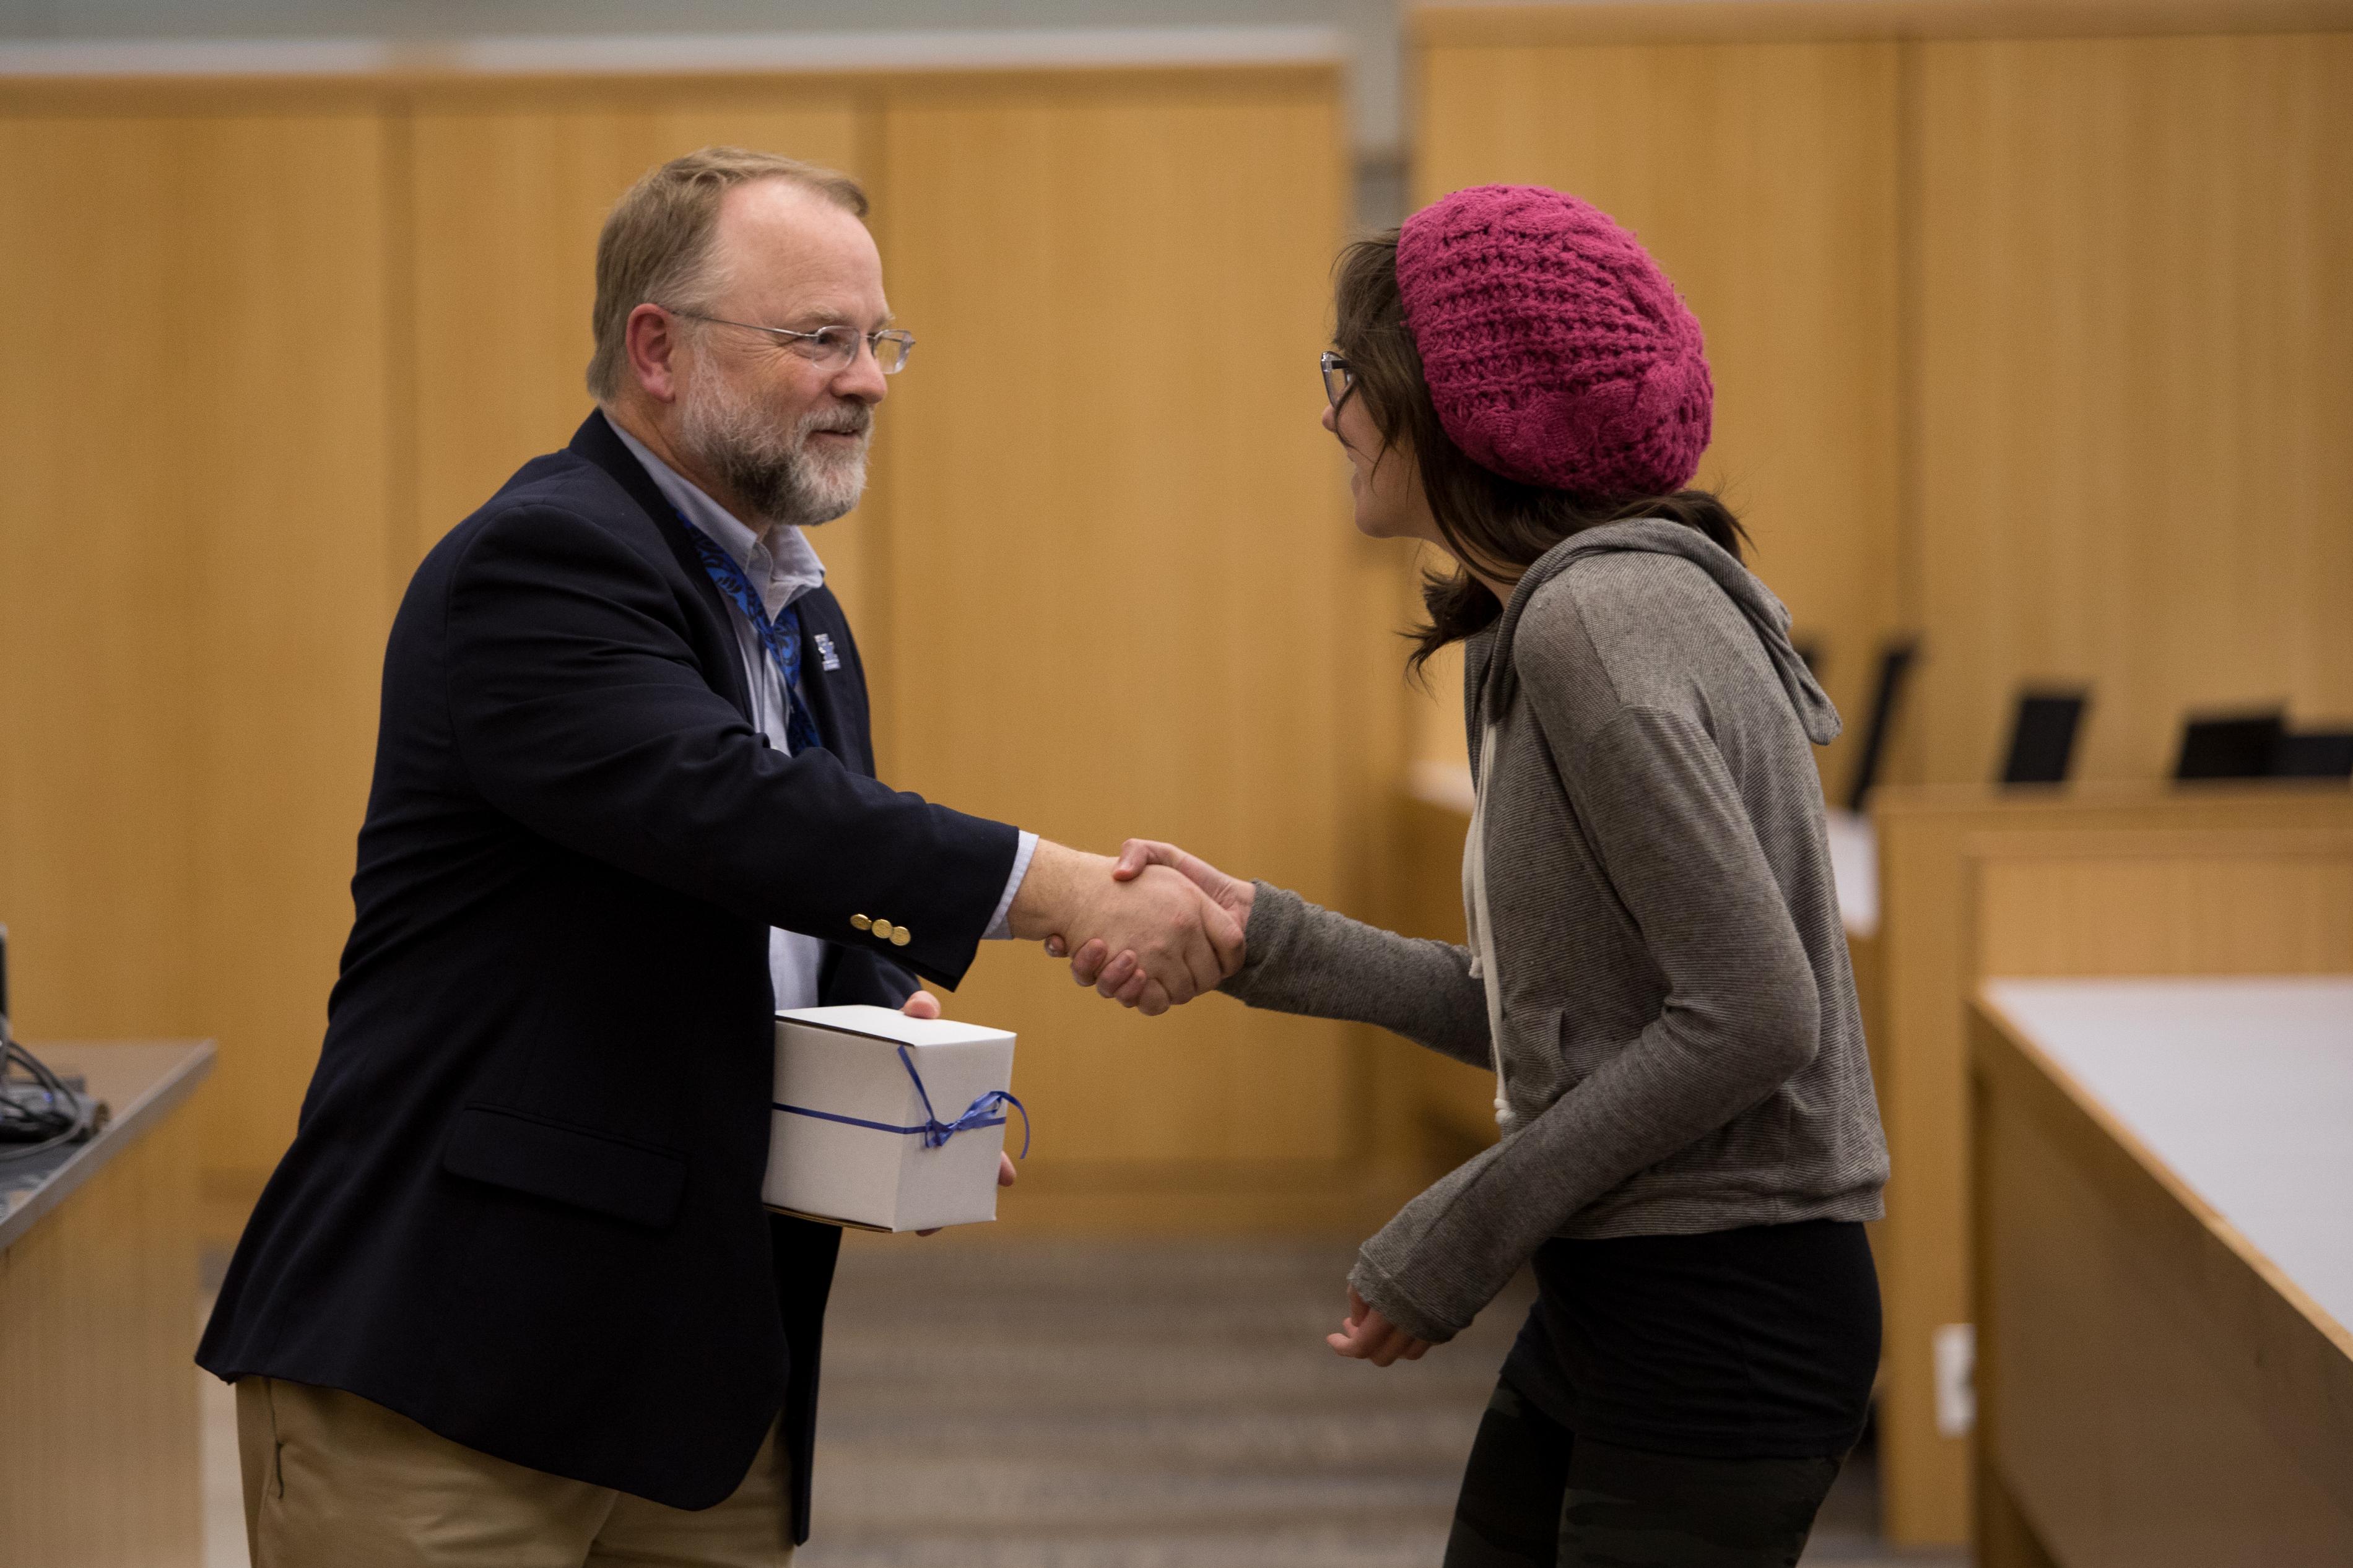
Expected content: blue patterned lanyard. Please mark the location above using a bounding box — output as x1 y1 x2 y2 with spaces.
676 513 823 755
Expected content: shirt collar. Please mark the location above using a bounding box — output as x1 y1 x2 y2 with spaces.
610 420 827 613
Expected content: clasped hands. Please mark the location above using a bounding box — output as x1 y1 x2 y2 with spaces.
1007 839 1248 1016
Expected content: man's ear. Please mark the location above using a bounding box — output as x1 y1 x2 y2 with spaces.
624 303 684 404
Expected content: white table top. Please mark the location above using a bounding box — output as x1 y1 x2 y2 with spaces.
1407 760 1477 816
1822 808 1877 938
1981 977 2353 1334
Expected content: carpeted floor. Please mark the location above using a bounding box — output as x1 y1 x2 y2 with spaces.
201 1237 1960 1567
793 1237 1945 1568
796 1238 1524 1567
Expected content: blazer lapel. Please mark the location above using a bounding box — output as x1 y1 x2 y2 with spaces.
790 586 872 775
568 410 754 722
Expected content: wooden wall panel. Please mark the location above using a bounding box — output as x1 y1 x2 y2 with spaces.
406 92 872 617
1412 38 1905 797
187 115 396 1200
874 77 1365 1169
0 116 204 1044
1916 33 2353 784
1973 833 2353 977
1417 2 2353 46
0 109 393 1197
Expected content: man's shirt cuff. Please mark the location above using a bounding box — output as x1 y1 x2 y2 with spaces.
982 831 1039 941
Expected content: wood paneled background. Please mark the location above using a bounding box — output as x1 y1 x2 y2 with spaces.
0 63 1433 1242
1413 2 2353 798
876 80 1365 1170
1416 35 1905 797
0 103 395 1227
1915 30 2353 782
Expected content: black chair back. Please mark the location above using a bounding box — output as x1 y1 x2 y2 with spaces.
1845 640 1918 812
1999 690 2089 785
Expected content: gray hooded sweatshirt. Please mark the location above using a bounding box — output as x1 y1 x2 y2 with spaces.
1221 519 1889 1344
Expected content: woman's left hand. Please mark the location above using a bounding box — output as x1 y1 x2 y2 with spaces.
1328 1285 1432 1366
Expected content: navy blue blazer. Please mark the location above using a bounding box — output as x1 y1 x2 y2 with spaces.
198 411 1019 1537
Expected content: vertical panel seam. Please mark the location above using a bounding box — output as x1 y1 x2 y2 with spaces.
856 84 895 772
381 89 419 621
1892 37 1927 788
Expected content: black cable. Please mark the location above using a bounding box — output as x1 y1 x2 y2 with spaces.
1 1045 95 1161
0 925 102 1162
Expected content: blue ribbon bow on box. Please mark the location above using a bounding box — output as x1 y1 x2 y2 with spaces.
775 1043 1030 1157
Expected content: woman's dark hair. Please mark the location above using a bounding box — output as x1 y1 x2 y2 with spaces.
1331 230 1750 678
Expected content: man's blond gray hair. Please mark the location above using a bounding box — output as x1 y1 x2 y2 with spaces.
585 147 868 401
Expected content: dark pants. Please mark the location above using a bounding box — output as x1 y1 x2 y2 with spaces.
1443 1381 1843 1568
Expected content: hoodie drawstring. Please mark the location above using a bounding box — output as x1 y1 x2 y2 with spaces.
1462 719 1516 1132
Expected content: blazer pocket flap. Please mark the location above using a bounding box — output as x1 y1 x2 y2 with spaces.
441 1105 686 1230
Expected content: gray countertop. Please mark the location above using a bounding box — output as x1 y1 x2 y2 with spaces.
0 1039 215 1252
1981 977 2353 1335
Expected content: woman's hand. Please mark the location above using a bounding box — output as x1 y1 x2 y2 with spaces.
902 990 1017 1235
1046 839 1255 1008
1328 1285 1431 1366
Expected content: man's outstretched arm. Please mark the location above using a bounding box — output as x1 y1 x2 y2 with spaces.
443 502 1238 1002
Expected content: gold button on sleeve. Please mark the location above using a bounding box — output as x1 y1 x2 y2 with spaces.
871 919 895 941
851 914 872 932
890 927 911 947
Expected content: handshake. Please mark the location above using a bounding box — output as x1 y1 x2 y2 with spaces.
1006 839 1253 1016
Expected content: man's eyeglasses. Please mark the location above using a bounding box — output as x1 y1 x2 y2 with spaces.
668 309 916 375
1320 351 1355 410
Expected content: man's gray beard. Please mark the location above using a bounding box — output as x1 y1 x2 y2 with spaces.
677 367 871 531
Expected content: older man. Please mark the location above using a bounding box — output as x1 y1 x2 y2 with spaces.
198 149 1237 1566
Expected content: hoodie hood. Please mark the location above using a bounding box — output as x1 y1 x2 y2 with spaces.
1483 517 1842 746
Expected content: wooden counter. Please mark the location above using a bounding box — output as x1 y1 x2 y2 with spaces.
1869 783 2353 1543
0 1040 214 1568
1971 980 2353 1566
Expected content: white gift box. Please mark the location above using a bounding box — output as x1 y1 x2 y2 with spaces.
764 1005 1021 1233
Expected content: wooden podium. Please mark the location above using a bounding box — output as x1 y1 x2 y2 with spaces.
0 1041 214 1568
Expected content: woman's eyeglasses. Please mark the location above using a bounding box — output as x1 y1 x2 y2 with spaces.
1320 351 1355 410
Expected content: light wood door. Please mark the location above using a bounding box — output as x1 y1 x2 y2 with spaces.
872 75 1365 1169
1412 38 1905 800
0 107 394 1193
403 89 873 618
1915 32 2353 784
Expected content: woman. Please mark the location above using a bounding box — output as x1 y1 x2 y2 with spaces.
1059 185 1889 1565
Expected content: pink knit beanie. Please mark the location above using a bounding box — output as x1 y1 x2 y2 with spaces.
1395 184 1712 497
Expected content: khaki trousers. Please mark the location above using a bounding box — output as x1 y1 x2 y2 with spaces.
236 1377 793 1568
